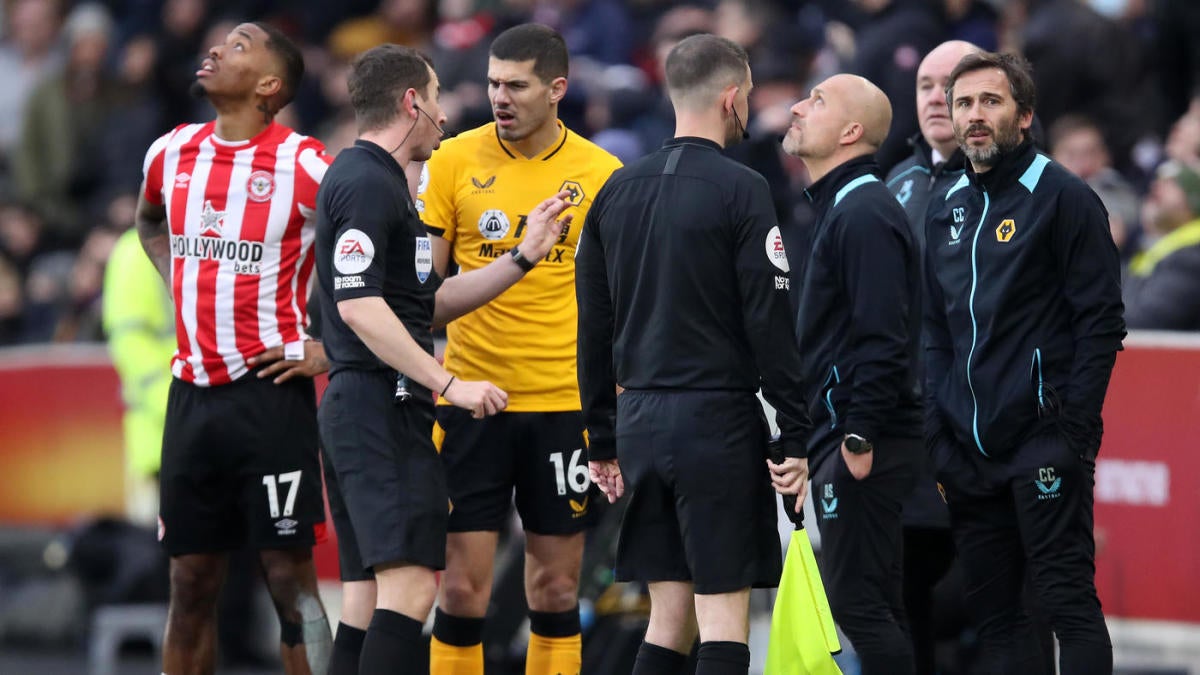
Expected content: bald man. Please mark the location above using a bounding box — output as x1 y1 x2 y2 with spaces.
780 74 921 675
884 40 978 675
887 41 980 245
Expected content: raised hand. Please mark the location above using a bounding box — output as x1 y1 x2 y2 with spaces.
518 190 575 261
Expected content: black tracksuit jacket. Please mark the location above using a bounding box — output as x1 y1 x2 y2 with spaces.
924 141 1126 459
796 154 923 463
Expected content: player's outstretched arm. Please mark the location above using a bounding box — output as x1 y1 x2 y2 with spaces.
431 190 573 329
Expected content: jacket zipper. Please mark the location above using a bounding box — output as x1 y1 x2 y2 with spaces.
966 191 990 456
822 364 840 428
1031 347 1045 410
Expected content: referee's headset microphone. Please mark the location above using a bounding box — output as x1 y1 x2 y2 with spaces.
384 102 446 156
414 104 447 138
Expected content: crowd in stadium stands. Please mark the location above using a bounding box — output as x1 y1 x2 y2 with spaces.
0 0 1198 345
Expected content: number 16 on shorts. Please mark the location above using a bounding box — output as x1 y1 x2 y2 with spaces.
549 448 589 495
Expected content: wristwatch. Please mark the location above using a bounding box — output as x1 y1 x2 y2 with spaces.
844 433 874 455
510 245 537 272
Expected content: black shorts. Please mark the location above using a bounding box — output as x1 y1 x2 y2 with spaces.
321 447 372 582
613 390 782 594
159 373 325 556
435 407 599 534
319 369 447 574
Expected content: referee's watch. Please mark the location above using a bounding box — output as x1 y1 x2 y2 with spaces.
844 433 874 455
510 245 537 272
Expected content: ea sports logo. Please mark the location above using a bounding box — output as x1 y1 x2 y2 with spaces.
765 225 789 272
246 170 275 202
334 228 375 274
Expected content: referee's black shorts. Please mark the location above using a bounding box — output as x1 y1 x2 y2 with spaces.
614 389 782 594
319 369 447 576
159 372 325 556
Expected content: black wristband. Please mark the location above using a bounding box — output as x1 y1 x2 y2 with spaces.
510 245 537 272
440 375 456 397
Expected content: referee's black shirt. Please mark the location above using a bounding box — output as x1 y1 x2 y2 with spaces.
576 137 811 462
314 140 442 375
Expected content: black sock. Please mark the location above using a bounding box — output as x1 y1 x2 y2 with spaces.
359 609 424 675
696 640 750 675
328 622 366 675
633 641 689 675
431 607 485 646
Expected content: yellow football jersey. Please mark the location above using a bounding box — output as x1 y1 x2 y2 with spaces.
418 121 621 411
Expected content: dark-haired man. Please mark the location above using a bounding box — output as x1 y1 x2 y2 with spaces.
924 51 1125 675
314 44 574 675
417 23 621 675
136 21 333 675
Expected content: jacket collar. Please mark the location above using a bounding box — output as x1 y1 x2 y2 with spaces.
804 154 880 213
906 132 967 175
966 139 1038 191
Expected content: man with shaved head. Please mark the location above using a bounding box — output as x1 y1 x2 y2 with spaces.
780 74 922 674
884 39 979 675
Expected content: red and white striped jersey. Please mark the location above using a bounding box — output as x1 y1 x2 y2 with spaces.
142 121 331 386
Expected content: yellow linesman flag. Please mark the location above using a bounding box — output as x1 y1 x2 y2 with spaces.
764 524 842 675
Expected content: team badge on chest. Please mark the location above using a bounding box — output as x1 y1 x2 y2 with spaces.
247 170 275 202
478 209 511 240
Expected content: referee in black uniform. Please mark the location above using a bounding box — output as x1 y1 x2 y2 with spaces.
577 34 811 675
312 44 574 675
781 73 922 675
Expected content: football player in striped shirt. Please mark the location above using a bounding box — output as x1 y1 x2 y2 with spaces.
135 21 332 675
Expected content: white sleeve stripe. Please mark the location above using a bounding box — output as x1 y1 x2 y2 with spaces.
142 132 173 177
298 147 328 184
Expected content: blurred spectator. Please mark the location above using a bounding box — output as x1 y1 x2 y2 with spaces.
102 226 174 525
0 200 58 276
0 254 22 345
152 0 211 125
1050 114 1142 255
533 0 636 66
942 0 998 50
1124 160 1200 330
625 4 713 154
1020 0 1152 172
848 0 946 173
1153 0 1200 136
0 0 65 154
327 0 438 55
1164 98 1200 166
53 225 118 341
12 3 127 243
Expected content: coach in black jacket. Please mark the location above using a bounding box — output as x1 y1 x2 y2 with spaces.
925 52 1125 675
782 73 921 675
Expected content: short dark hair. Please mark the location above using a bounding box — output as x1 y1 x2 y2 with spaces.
347 44 434 133
489 24 568 83
945 51 1037 117
253 22 304 110
664 33 748 108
